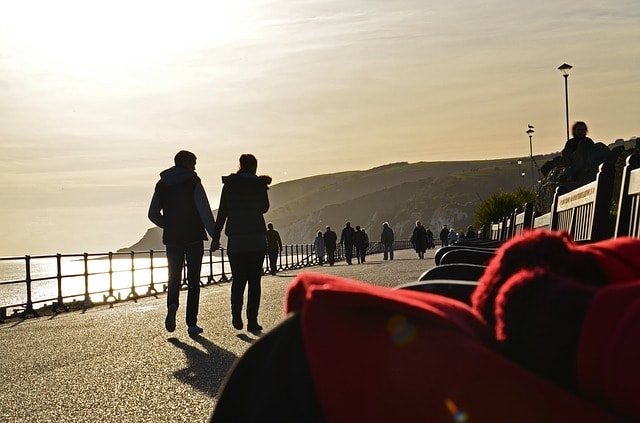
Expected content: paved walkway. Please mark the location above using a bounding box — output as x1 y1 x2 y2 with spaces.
0 248 436 423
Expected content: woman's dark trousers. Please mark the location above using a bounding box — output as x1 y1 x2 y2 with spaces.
228 251 265 324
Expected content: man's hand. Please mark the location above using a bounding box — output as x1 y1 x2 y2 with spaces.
210 241 220 251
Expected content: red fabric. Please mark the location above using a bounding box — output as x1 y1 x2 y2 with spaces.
285 273 623 423
472 230 605 327
577 282 640 421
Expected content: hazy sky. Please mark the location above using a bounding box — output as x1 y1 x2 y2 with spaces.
1 0 638 256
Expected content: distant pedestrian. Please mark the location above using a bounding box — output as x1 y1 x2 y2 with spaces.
340 221 356 265
353 225 366 264
381 222 394 260
148 150 216 336
411 220 428 259
465 225 477 239
440 225 449 247
361 228 369 263
323 226 338 266
265 222 282 276
449 228 458 245
313 231 326 265
425 227 435 249
211 154 271 333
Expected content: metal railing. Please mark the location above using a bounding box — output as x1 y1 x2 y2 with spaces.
0 240 411 321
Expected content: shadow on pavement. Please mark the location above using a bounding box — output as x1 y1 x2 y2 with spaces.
168 336 237 397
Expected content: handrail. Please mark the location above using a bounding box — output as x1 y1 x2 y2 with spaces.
0 240 412 320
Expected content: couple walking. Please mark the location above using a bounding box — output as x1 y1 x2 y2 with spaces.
148 151 270 336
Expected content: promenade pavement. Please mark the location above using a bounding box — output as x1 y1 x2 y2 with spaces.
0 248 437 423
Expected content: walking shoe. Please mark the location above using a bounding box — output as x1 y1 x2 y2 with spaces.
187 325 204 336
247 322 263 332
232 315 243 330
165 304 177 332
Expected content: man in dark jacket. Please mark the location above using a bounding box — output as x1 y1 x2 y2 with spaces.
381 222 394 260
323 226 338 266
212 154 271 332
148 150 216 336
266 222 282 275
340 222 356 265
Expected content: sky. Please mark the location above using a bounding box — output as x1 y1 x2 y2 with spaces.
0 0 638 256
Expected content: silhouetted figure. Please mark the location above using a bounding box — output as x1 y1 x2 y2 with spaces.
465 225 477 239
425 227 435 249
560 121 610 186
361 228 369 263
381 222 394 260
323 226 338 266
340 222 356 265
212 154 271 333
439 225 449 247
411 220 428 259
314 231 325 266
353 225 366 264
266 222 282 276
148 150 216 336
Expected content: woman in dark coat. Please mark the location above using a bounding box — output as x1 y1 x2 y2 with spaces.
212 154 271 332
411 220 428 259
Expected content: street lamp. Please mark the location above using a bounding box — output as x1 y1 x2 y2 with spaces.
526 126 535 188
558 63 573 141
517 159 525 187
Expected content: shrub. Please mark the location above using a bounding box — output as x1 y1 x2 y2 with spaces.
474 189 536 232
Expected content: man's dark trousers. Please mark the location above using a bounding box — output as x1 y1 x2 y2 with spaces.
166 242 203 327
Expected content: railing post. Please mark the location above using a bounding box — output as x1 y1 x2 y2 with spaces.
21 255 39 318
82 253 93 308
103 252 119 304
219 248 229 282
206 247 215 284
126 251 139 301
51 253 69 313
146 250 159 295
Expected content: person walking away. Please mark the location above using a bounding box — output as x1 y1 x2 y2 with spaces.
411 220 428 259
361 228 369 263
323 226 338 266
313 231 326 265
381 222 394 260
148 150 216 336
353 225 365 264
340 221 356 265
211 154 271 333
425 227 434 249
440 225 449 247
265 222 282 275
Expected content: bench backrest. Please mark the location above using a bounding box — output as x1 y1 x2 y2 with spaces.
553 161 615 242
513 203 534 236
532 210 552 231
615 153 640 238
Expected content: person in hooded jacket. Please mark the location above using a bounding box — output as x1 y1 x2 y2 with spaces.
148 150 216 336
211 154 271 332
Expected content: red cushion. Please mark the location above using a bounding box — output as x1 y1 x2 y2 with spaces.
285 272 623 422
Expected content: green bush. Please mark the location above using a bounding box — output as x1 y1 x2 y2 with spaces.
474 188 536 232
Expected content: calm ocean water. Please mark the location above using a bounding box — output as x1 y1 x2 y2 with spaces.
0 252 281 312
0 255 222 311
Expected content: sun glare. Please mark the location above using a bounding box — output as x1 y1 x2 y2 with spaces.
2 1 257 76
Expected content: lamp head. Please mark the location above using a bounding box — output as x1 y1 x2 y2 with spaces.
558 63 573 77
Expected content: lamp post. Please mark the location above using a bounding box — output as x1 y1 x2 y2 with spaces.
526 126 535 188
558 63 573 141
517 159 525 187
